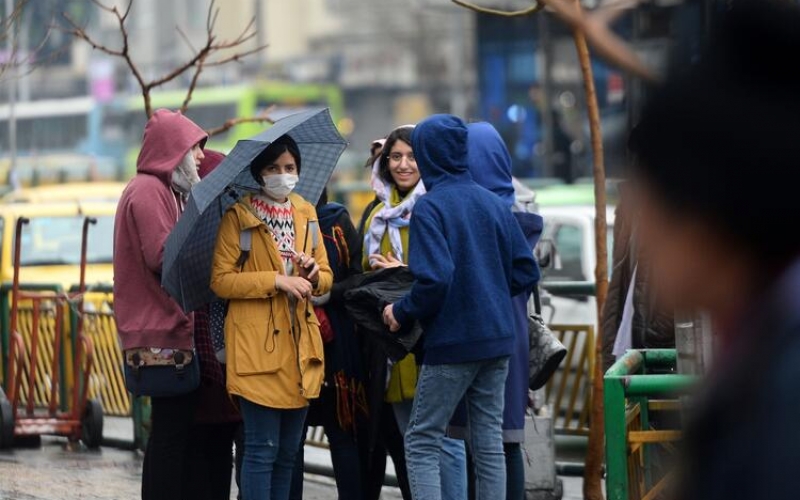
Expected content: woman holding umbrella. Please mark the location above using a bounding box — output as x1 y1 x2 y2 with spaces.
211 135 333 500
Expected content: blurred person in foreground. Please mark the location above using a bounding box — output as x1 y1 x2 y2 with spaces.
113 109 206 500
628 2 800 499
383 115 538 500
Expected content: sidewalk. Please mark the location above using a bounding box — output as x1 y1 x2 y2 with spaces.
104 416 586 499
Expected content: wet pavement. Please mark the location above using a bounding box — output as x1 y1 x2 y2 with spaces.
0 418 584 499
0 437 403 500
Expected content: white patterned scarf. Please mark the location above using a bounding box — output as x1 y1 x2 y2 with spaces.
364 156 426 265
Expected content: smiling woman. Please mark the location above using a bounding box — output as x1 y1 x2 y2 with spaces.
378 126 420 195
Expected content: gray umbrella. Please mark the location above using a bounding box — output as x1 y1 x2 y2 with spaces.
161 108 348 312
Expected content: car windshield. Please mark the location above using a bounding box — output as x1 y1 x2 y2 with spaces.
542 220 615 282
15 215 114 266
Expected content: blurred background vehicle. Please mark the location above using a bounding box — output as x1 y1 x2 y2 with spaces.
2 182 126 204
0 201 115 289
540 203 615 326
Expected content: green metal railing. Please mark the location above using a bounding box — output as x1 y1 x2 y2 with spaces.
604 349 696 500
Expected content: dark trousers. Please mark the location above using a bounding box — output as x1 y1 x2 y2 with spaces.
142 391 198 500
466 442 525 500
290 419 364 500
362 402 412 500
185 422 239 500
504 442 525 500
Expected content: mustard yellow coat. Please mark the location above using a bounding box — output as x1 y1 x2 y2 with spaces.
362 187 419 404
210 193 333 409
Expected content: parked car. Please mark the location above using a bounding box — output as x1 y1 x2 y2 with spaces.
539 204 615 326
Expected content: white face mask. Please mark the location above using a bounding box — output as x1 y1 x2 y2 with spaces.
171 151 201 195
262 173 299 200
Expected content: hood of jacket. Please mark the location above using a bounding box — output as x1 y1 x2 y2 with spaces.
317 202 349 231
467 122 515 208
514 211 544 250
199 149 226 179
136 109 207 185
411 114 471 190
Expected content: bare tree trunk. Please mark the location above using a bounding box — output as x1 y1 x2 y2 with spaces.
571 1 609 499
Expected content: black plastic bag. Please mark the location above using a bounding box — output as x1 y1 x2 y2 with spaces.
344 267 423 362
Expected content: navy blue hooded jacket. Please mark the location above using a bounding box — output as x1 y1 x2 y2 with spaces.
392 115 539 365
449 122 543 440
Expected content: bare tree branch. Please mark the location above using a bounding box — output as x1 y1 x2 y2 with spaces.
451 0 544 16
180 54 208 113
176 25 197 53
62 0 151 113
203 43 269 67
205 106 277 138
88 0 117 15
64 0 268 119
1 0 63 81
0 0 28 44
538 0 657 81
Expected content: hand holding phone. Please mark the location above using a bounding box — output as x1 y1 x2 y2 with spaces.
292 249 320 284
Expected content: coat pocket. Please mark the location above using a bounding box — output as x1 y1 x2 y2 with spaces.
232 322 286 376
299 312 325 398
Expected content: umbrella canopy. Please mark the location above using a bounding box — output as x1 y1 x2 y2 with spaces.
162 108 347 312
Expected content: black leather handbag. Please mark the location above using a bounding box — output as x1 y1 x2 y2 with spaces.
124 348 201 398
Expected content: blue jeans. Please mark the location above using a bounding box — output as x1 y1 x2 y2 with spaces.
240 398 309 500
405 357 510 500
394 400 467 500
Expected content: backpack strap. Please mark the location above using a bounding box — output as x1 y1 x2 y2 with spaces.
235 228 252 269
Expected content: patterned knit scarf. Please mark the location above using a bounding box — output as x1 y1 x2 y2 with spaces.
251 194 295 274
364 157 426 265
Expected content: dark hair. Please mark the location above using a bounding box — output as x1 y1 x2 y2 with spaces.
379 127 413 186
250 134 302 185
629 0 800 268
317 187 329 209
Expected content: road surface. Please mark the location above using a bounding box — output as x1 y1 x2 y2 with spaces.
0 424 585 499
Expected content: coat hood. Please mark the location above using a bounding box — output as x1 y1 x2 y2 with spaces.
199 149 226 179
411 114 470 189
317 202 348 230
514 211 544 248
136 109 207 184
467 122 515 208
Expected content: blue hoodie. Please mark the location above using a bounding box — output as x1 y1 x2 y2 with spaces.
392 115 539 365
468 122 543 441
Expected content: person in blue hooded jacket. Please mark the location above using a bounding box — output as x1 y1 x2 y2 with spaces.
383 114 538 500
449 122 543 500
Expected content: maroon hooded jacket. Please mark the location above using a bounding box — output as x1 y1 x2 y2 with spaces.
113 109 207 351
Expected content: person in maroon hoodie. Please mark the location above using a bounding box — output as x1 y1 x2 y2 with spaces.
113 108 207 500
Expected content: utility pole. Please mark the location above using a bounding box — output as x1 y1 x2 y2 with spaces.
5 0 18 183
